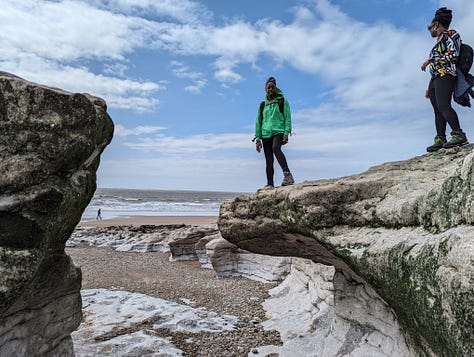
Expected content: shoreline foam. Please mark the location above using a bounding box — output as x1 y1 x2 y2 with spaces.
78 215 218 228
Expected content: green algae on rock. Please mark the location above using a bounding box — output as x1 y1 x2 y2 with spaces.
219 146 474 356
0 72 113 356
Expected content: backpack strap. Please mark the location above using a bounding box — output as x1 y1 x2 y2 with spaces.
260 98 285 122
259 101 265 123
277 97 285 115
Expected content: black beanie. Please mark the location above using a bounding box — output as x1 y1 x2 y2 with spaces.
265 77 276 87
433 7 452 27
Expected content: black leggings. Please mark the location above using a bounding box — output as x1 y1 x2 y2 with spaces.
428 75 462 137
262 134 289 186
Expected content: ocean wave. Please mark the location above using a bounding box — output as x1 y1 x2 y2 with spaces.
81 188 244 219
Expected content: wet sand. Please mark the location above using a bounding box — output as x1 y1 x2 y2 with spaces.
78 215 218 227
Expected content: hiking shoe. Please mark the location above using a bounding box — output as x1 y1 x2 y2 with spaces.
426 135 447 152
281 172 295 186
259 185 274 191
443 131 468 149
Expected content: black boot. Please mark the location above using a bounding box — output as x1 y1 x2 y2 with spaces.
426 135 447 152
443 131 468 149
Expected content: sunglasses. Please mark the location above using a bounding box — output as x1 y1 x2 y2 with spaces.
427 22 437 31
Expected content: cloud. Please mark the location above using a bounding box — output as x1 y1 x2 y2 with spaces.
0 0 455 109
0 0 154 62
123 133 251 155
3 0 474 111
0 0 164 111
184 80 208 94
214 68 243 84
103 63 129 77
97 0 474 191
115 124 167 137
0 56 163 111
142 0 474 111
213 58 243 84
133 1 433 108
97 156 261 191
170 61 208 94
83 0 213 24
101 113 438 191
4 0 474 191
446 0 474 43
118 106 432 159
251 6 429 112
97 116 431 192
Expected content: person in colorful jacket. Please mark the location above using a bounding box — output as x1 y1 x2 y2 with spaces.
255 77 294 189
421 7 468 152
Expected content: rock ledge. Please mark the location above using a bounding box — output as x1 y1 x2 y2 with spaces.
219 146 474 356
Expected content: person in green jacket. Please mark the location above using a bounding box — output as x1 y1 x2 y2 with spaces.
255 77 294 189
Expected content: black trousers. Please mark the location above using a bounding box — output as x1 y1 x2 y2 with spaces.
262 134 289 186
428 75 462 137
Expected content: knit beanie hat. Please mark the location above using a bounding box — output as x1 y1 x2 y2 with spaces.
433 7 452 27
265 77 276 88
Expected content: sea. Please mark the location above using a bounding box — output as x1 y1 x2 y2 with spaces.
81 188 247 221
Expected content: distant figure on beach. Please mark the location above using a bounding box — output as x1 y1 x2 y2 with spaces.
254 76 294 189
96 208 102 220
422 7 468 152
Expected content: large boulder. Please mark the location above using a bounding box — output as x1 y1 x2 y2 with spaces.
219 146 474 356
0 72 113 356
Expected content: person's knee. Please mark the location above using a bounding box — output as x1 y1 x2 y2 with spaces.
435 92 453 111
437 103 453 113
265 157 274 166
265 153 274 161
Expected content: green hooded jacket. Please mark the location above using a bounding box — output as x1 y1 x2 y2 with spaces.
255 88 291 141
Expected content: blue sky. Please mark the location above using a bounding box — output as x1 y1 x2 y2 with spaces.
2 0 474 192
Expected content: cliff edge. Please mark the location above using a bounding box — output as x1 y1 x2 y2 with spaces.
0 72 113 356
219 146 474 356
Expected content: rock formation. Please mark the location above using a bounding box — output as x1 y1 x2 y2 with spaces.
168 226 219 261
255 257 415 356
206 237 292 282
70 224 290 282
219 146 474 356
70 224 191 253
0 72 113 356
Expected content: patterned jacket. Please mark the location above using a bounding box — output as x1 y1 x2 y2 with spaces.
429 30 461 78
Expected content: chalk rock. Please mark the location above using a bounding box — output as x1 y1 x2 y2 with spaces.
168 225 219 261
70 224 222 266
219 146 474 356
72 289 238 356
0 72 113 356
70 224 189 252
255 257 415 356
195 233 221 268
206 237 291 282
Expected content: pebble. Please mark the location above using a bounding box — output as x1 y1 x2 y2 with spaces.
67 236 282 357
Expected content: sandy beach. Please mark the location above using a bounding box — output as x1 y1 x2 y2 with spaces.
69 215 281 356
79 215 218 227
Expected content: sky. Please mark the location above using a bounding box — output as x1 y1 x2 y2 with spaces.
1 0 474 192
